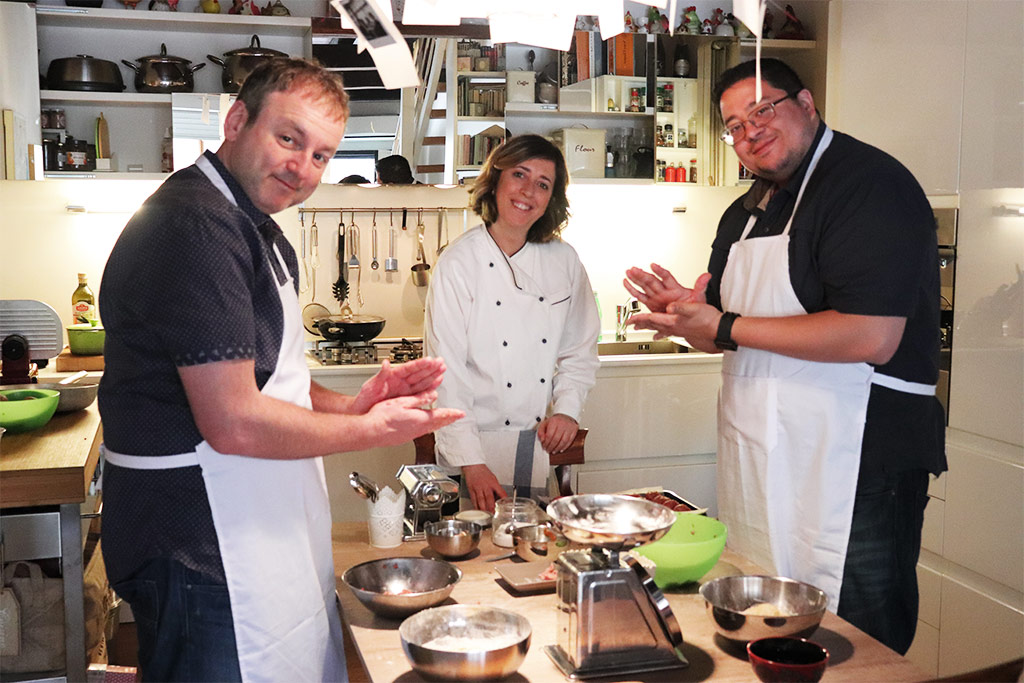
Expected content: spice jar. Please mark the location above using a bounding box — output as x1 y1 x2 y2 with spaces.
492 498 541 548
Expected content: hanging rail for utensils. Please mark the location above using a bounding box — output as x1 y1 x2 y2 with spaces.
298 206 470 216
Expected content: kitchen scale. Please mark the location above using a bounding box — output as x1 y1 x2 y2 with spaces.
545 494 689 679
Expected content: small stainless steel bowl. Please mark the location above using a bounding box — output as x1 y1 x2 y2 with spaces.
512 523 571 563
342 557 461 619
699 575 828 642
425 520 481 559
400 605 531 681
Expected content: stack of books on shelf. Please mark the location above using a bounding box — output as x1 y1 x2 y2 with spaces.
459 81 506 117
459 130 504 167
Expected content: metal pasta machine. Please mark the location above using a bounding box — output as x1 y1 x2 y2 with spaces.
396 464 459 540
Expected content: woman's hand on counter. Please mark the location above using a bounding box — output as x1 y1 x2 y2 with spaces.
462 464 507 512
538 413 578 454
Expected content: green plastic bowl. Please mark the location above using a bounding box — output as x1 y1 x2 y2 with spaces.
0 389 61 433
634 513 727 588
67 323 105 355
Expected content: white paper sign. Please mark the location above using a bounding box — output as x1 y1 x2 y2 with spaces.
331 0 421 90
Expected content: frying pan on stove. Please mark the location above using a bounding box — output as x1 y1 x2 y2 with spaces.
301 303 385 342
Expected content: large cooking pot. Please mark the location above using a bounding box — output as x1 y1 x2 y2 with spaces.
122 44 205 93
46 55 126 92
315 315 386 343
208 35 288 94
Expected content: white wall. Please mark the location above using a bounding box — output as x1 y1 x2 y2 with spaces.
0 178 741 343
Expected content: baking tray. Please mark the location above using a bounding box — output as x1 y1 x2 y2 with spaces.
615 488 708 515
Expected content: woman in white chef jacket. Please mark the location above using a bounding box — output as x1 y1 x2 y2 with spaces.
424 135 600 512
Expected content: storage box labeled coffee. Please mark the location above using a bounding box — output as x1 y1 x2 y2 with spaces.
505 71 536 103
551 127 606 178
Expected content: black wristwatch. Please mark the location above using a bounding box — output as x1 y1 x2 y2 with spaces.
714 312 741 351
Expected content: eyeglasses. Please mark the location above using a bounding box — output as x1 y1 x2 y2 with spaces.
720 92 799 145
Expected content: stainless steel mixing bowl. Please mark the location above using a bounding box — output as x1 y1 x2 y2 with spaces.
400 605 531 681
546 494 677 551
342 557 461 619
699 575 828 642
512 523 572 562
425 519 481 559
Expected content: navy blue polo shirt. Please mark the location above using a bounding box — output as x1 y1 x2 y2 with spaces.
706 123 946 478
98 151 300 583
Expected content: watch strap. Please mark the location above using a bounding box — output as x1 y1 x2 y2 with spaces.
715 312 741 351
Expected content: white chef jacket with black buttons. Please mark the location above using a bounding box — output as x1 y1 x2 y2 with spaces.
424 225 600 498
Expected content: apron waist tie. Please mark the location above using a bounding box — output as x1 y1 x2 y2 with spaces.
102 444 200 469
871 373 937 396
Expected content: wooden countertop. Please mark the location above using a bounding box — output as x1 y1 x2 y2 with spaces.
1 402 102 508
332 522 929 682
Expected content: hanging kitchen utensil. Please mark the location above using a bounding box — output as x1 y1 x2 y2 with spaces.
332 214 348 302
309 212 320 301
299 214 309 293
371 211 379 271
411 209 431 287
385 225 398 273
348 213 363 307
437 208 449 256
302 302 331 336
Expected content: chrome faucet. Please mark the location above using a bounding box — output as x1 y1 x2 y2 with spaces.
615 299 640 341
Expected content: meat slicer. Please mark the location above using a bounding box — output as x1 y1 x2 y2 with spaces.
396 464 460 540
545 494 689 679
0 300 64 385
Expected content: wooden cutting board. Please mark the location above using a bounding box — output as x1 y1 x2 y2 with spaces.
54 347 104 372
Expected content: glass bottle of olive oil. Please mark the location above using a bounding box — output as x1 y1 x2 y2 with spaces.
72 273 95 324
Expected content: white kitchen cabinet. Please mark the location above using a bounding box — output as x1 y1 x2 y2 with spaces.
34 5 311 175
824 0 966 195
938 575 1024 677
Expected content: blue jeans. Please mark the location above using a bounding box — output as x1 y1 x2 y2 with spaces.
837 468 930 655
111 558 242 682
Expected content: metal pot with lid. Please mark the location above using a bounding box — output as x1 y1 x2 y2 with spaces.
122 44 205 93
208 35 288 94
46 55 126 92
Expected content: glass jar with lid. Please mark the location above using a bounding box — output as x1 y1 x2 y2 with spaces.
492 497 541 548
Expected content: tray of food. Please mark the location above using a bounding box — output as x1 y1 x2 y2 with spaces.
615 487 709 515
495 560 557 593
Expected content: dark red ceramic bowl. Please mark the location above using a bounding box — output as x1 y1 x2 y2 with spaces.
747 637 829 682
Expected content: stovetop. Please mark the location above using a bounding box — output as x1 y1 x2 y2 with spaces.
311 337 423 365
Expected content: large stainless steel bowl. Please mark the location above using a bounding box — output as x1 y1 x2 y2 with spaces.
425 520 481 559
700 575 828 642
546 494 677 551
400 605 531 681
342 558 461 619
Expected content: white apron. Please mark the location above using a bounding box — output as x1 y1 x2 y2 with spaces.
717 129 869 610
104 155 346 682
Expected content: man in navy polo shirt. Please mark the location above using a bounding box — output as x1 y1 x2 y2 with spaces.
99 58 462 682
624 58 944 654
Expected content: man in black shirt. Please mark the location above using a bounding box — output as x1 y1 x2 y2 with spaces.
99 58 462 682
625 58 944 654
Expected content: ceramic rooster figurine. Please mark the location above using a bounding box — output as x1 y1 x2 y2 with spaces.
684 6 700 35
199 0 221 13
777 4 806 39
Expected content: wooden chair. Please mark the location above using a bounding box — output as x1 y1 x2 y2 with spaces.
412 428 587 498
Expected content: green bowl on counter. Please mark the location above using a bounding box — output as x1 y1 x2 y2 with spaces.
634 513 727 588
67 323 105 355
0 389 60 433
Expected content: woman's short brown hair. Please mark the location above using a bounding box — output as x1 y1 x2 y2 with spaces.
471 134 571 243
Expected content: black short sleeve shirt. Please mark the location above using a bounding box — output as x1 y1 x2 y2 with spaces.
98 151 300 583
706 124 946 478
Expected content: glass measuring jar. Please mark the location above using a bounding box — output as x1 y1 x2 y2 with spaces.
492 498 541 548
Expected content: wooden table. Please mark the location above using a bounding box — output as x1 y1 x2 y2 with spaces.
1 402 102 683
332 523 929 682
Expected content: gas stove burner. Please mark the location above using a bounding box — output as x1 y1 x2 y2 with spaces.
312 337 424 366
389 338 421 364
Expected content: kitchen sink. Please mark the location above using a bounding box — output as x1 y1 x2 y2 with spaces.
597 340 691 356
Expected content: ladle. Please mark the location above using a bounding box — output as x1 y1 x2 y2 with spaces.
371 211 379 270
349 471 380 502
